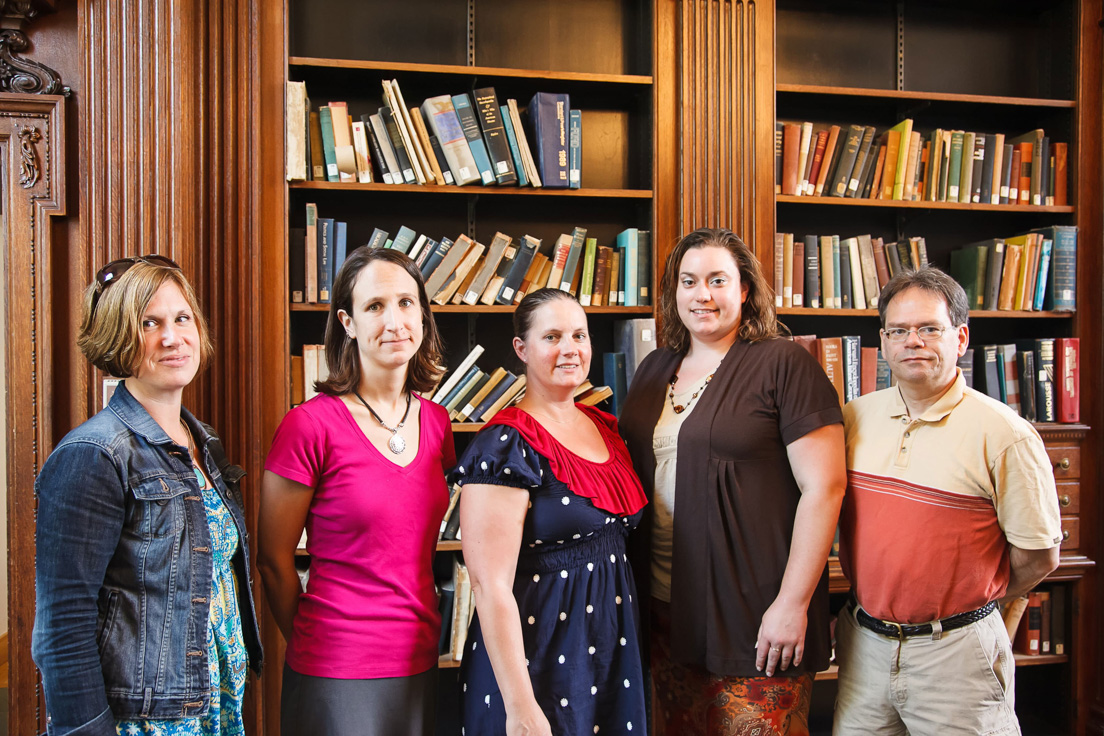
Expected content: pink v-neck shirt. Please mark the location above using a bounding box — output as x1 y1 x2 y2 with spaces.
266 392 455 678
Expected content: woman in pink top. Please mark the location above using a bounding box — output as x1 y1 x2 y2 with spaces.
258 247 454 736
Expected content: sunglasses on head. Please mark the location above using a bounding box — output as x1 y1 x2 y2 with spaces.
90 254 181 315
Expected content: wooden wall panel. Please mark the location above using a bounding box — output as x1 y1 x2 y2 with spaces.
673 0 773 257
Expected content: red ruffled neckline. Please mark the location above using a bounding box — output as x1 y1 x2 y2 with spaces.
485 405 648 517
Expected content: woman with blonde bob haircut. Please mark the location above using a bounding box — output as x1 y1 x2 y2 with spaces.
33 255 263 736
620 228 846 735
260 246 454 736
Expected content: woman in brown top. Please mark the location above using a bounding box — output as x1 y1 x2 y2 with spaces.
619 228 846 735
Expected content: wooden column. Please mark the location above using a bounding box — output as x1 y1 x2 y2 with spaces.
667 0 774 255
2 93 66 736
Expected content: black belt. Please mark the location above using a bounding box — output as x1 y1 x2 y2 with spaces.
852 599 997 640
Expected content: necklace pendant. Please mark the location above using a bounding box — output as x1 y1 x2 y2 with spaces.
672 404 685 414
387 433 406 455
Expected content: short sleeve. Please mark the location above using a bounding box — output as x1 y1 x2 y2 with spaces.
992 434 1063 550
265 403 326 489
453 426 543 489
775 341 844 445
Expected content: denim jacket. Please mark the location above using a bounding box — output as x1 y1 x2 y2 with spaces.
32 383 263 736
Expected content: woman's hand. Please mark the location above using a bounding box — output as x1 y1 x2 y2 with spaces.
755 597 808 677
506 701 553 736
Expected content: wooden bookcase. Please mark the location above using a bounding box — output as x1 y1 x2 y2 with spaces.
260 0 675 731
759 1 1100 732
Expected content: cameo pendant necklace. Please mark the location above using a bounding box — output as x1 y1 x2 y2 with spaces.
354 390 412 455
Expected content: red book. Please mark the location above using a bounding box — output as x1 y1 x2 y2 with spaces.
1013 591 1043 655
782 123 801 195
804 130 830 196
1053 142 1068 207
1017 142 1033 205
872 237 891 288
792 334 817 360
1056 337 1080 422
792 236 805 307
860 347 879 395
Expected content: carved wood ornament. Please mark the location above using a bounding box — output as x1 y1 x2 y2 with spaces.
0 0 69 96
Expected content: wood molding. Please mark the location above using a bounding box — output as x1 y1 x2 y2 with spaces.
1 92 65 736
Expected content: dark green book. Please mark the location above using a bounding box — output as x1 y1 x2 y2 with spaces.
829 124 865 197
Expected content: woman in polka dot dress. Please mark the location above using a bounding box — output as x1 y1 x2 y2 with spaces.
455 289 649 736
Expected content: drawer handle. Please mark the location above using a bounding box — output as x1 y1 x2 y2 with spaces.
1055 457 1071 471
1060 494 1072 507
1062 529 1071 541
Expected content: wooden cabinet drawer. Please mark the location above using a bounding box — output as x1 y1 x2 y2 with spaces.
1060 516 1079 551
1056 482 1079 514
1046 446 1081 480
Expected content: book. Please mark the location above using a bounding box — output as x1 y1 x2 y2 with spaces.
592 246 612 307
831 235 842 309
997 344 1020 414
980 345 1001 401
527 92 571 188
463 232 512 305
1032 225 1077 312
456 367 508 422
803 235 820 308
304 203 319 302
434 239 484 305
889 119 914 200
497 235 540 304
289 227 305 303
579 237 599 306
452 92 496 185
1051 586 1067 655
638 230 652 306
946 130 964 202
422 95 481 185
781 232 794 307
500 104 529 187
418 237 451 282
1013 591 1042 655
860 347 878 395
997 244 1022 311
1056 337 1079 423
391 226 417 255
408 107 446 185
461 368 514 421
958 131 975 204
1053 141 1068 206
978 132 996 204
379 105 416 184
819 235 835 309
846 237 866 310
773 233 784 308
795 121 813 195
481 375 527 425
507 98 542 187
838 236 853 309
1033 239 1053 312
317 105 340 182
559 227 588 291
1016 349 1036 422
813 125 841 196
615 318 657 388
317 217 333 303
1002 596 1029 641
444 370 488 416
429 345 485 402
781 122 801 195
805 129 829 196
958 348 975 388
818 337 844 406
830 124 864 197
603 352 628 418
774 121 784 193
367 228 389 250
384 80 430 184
998 142 1014 204
286 81 308 181
871 237 890 290
568 109 582 189
308 111 325 180
367 113 401 184
425 234 475 299
1034 338 1057 423
617 228 640 307
332 221 348 281
983 240 1005 310
515 253 549 304
350 121 374 183
792 235 805 307
842 335 861 403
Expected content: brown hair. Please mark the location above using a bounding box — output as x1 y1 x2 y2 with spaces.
658 228 779 353
317 246 444 396
877 266 971 328
513 288 580 340
77 260 213 378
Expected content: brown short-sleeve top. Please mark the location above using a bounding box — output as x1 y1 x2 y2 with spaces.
620 337 843 676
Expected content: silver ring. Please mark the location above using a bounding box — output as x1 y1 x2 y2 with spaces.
770 646 781 652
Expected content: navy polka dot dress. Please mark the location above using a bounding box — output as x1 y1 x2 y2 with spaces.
454 423 647 736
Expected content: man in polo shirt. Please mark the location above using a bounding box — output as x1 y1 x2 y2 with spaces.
834 267 1062 735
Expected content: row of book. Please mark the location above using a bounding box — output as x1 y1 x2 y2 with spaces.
797 333 1081 423
773 226 1076 312
949 226 1077 312
437 557 473 662
1003 585 1069 657
287 79 580 189
776 119 1067 207
293 209 652 310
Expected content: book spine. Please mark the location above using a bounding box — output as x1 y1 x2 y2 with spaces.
500 105 529 187
318 106 340 182
379 106 416 183
497 236 539 305
804 235 820 308
317 217 333 303
774 121 784 193
1056 338 1080 422
830 125 864 197
304 203 318 303
528 93 571 188
792 236 805 307
579 237 599 306
568 109 582 189
452 93 496 185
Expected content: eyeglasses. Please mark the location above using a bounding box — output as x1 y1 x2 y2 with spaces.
881 325 950 343
90 254 180 315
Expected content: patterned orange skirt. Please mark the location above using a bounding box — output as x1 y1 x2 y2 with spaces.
650 599 813 736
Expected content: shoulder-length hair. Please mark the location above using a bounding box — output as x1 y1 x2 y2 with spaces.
77 260 213 378
317 246 445 396
658 227 779 354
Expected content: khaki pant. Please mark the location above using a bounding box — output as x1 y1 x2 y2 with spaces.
833 603 1020 735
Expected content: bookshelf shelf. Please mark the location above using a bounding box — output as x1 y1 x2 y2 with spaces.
289 56 653 86
437 540 462 552
1014 654 1070 667
450 423 485 433
778 307 1074 319
289 181 653 199
776 84 1077 109
439 655 461 669
775 195 1075 214
290 303 654 314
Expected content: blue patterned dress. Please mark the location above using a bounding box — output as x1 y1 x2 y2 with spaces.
455 417 647 736
116 479 248 736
